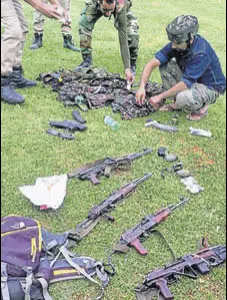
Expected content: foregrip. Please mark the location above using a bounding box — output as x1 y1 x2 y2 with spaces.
129 238 148 256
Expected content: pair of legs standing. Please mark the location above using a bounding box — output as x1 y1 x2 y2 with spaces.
1 0 37 104
30 0 80 51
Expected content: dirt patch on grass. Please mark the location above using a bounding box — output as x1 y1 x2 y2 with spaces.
181 146 215 168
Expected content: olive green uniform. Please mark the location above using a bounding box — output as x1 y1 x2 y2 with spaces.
78 0 139 70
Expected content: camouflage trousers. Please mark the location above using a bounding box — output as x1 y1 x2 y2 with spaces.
159 59 219 112
33 0 72 35
78 0 139 62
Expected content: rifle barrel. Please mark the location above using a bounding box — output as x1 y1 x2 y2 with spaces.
169 196 190 212
127 148 153 161
133 173 153 185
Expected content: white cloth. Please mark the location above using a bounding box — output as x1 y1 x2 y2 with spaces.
19 174 68 210
180 176 204 194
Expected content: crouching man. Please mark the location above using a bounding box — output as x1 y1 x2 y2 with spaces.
136 15 226 120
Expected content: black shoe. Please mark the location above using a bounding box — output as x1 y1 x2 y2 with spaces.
75 54 92 71
72 110 86 124
10 66 37 88
1 77 25 104
30 33 43 50
63 34 80 52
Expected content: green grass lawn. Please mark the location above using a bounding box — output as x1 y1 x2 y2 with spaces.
1 0 226 299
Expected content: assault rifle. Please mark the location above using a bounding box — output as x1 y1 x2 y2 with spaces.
114 196 189 256
135 243 226 300
67 148 152 185
68 173 152 245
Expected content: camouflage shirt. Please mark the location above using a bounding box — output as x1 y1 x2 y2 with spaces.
94 0 131 69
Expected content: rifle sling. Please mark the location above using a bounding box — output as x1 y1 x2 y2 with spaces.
67 218 100 247
150 230 176 261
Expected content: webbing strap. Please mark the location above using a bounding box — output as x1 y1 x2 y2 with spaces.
59 246 102 288
95 263 109 286
1 282 10 300
1 262 10 300
24 267 33 300
37 278 53 300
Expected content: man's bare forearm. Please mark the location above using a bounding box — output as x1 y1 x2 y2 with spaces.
139 58 161 89
24 0 63 19
24 0 58 7
159 81 188 100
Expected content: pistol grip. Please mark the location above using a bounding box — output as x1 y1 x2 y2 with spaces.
155 278 174 300
129 238 148 256
90 174 100 185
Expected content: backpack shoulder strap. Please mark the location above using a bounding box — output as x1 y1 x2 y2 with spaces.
36 278 52 300
1 262 10 300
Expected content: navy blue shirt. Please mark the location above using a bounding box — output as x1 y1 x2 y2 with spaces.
155 35 226 94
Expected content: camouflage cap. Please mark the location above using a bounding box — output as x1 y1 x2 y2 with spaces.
166 15 199 43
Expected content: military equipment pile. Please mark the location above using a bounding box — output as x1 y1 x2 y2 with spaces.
38 66 164 119
2 70 225 300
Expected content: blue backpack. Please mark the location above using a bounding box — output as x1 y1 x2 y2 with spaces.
1 216 110 300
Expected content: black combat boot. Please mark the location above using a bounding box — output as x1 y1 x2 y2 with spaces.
130 59 137 76
63 34 80 52
1 76 25 104
75 54 92 71
9 66 37 88
30 33 43 50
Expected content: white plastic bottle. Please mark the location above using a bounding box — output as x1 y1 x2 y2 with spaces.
104 116 120 130
189 127 212 138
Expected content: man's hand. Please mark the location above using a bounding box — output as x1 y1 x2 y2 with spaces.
149 94 163 111
136 87 146 106
26 0 64 19
125 68 135 85
35 2 63 18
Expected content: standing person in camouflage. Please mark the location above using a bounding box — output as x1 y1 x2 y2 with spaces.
30 0 80 51
75 0 139 84
1 0 66 105
136 15 226 121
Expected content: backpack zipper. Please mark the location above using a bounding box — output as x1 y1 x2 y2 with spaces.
31 237 37 262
